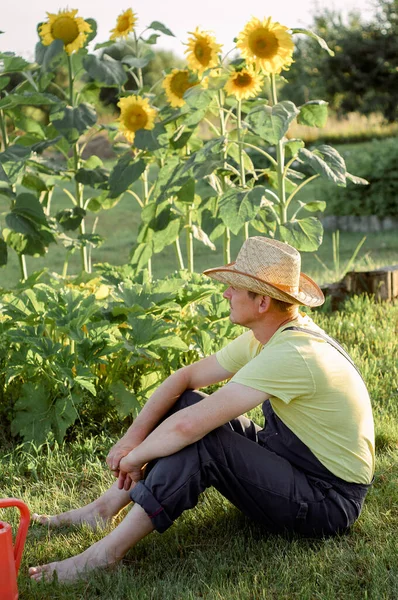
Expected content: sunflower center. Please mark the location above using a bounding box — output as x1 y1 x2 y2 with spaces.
248 28 279 58
234 72 253 88
170 72 195 98
194 39 212 67
117 16 130 32
126 107 148 131
51 16 79 45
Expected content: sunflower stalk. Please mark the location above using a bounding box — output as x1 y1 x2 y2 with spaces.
186 205 194 273
270 74 287 224
237 100 249 240
217 89 231 263
0 107 29 280
67 54 89 273
141 165 152 280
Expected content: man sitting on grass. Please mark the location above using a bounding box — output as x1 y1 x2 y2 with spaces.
29 236 375 583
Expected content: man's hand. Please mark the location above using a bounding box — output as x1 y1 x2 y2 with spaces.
118 455 146 491
106 439 137 477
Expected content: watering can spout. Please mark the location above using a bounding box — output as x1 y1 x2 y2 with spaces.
0 498 30 600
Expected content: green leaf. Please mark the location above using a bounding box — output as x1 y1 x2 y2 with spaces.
219 186 266 235
144 34 160 45
84 18 98 46
0 76 11 90
183 137 225 179
227 143 255 174
346 172 369 185
246 101 299 144
109 155 146 198
130 241 154 269
291 29 335 56
278 217 323 251
51 103 97 143
110 382 140 418
152 157 190 204
284 139 305 158
177 178 195 204
75 166 108 187
297 101 328 128
0 53 31 73
148 21 175 36
74 375 97 396
121 51 155 69
83 54 127 87
299 201 326 213
35 39 65 72
53 393 80 442
0 92 61 110
11 382 52 444
133 123 168 151
56 207 86 231
298 145 346 186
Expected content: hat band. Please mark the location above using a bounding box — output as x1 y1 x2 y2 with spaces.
222 267 299 294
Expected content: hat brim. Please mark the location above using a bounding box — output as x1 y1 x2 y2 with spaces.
203 263 324 308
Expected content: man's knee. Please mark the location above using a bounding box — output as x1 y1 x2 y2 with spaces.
174 389 208 411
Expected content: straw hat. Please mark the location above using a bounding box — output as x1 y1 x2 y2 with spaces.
203 236 324 307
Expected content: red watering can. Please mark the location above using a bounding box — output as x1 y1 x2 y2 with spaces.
0 498 30 600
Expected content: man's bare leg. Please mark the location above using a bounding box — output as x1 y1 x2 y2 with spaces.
32 481 132 529
29 503 154 583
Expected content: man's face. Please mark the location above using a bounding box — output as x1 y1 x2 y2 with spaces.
223 286 259 327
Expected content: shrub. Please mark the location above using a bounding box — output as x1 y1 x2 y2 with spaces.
0 270 240 445
310 138 398 217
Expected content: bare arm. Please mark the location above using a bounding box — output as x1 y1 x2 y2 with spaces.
106 355 233 473
118 382 270 488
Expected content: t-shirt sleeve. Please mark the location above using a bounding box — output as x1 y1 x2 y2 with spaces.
216 330 260 374
230 340 316 403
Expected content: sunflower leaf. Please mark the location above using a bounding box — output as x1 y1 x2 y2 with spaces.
291 29 335 56
246 101 299 144
35 39 65 72
51 103 97 144
278 217 323 251
0 53 31 73
148 21 175 37
297 100 328 128
56 207 86 231
83 54 128 87
143 34 161 45
218 186 266 235
298 145 346 186
108 155 146 198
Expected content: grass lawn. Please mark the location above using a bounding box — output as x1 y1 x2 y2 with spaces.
1 296 397 599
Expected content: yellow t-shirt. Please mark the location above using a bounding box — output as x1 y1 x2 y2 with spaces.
216 314 375 484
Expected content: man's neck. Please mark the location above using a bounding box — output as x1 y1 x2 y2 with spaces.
251 312 299 345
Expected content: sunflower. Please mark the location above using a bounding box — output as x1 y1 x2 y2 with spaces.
163 69 199 108
236 17 294 74
117 96 157 144
39 9 91 55
185 28 223 76
110 8 137 40
224 66 264 101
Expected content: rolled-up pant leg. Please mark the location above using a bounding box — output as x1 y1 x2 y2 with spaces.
130 391 357 536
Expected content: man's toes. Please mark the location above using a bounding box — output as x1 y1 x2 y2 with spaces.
29 564 52 581
32 513 50 525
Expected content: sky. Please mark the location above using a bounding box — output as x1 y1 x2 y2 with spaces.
2 0 374 60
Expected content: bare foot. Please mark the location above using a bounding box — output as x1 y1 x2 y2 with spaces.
32 500 110 530
29 540 120 583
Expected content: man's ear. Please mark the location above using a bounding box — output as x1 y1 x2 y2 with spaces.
258 295 271 313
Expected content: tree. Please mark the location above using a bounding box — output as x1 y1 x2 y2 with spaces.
281 0 398 121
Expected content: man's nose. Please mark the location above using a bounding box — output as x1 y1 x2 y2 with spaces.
223 287 232 299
